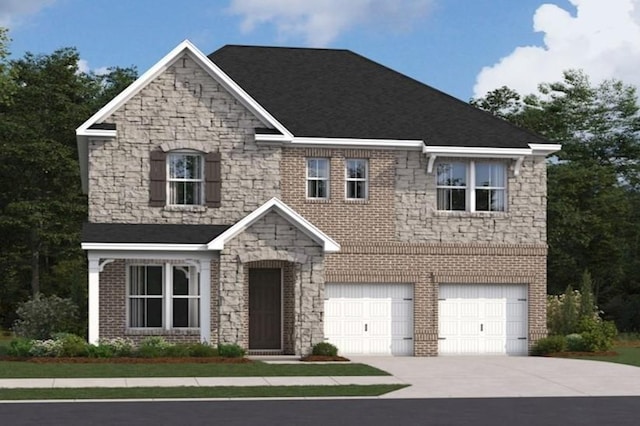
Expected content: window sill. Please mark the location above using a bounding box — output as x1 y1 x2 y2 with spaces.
305 198 331 204
163 205 207 213
344 198 369 205
126 328 200 336
434 210 508 218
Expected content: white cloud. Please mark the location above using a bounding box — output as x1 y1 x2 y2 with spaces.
473 0 640 98
227 0 434 46
0 0 56 27
77 59 109 76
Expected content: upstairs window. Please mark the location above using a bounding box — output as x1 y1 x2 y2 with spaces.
475 163 506 212
307 158 330 199
149 150 221 208
437 162 467 211
168 152 203 205
345 159 368 200
436 161 506 212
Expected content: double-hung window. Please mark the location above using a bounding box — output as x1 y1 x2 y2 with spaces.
128 265 200 329
475 163 506 212
436 161 506 212
168 152 203 205
307 158 329 199
345 159 368 200
436 162 467 211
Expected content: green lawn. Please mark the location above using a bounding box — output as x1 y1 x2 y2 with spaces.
0 384 407 400
565 345 640 367
0 361 389 378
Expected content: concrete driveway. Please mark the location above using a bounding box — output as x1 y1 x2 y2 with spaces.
350 356 640 399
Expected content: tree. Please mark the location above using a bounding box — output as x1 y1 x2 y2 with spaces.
0 38 137 328
472 70 640 331
0 27 15 106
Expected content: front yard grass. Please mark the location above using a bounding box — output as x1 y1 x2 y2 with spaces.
0 384 407 400
0 361 389 378
563 345 640 367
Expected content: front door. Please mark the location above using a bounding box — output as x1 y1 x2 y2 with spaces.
249 268 282 350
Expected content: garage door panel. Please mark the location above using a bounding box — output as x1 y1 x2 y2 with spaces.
439 284 528 356
324 283 413 356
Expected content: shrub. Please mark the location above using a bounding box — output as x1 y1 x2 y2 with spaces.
87 344 115 358
531 335 566 356
52 333 89 357
579 318 617 352
565 333 587 352
187 342 217 357
311 342 338 357
29 339 63 357
8 338 34 357
217 343 245 358
13 294 80 340
164 344 191 358
98 337 134 357
136 336 174 358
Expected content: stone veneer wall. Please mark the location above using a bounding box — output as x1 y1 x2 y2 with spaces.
218 211 325 355
99 258 219 345
395 153 548 243
88 53 280 224
326 243 547 356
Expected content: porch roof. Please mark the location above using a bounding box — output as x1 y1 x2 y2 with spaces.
82 222 231 244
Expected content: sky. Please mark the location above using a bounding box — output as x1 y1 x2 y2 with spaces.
1 0 640 102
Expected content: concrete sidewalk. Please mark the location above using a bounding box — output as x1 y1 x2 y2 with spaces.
0 375 404 389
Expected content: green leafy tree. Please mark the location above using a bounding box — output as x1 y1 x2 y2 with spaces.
0 39 137 329
472 70 640 330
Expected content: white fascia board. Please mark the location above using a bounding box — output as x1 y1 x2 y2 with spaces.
77 129 118 138
81 243 208 251
86 249 213 261
75 39 292 139
423 145 532 158
254 133 290 144
285 137 424 150
208 197 340 253
529 143 562 156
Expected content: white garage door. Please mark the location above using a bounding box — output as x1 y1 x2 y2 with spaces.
324 283 414 356
438 284 528 355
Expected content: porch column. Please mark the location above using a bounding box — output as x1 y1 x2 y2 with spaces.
200 259 211 343
87 254 100 345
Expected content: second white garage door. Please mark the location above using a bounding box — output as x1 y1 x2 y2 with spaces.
324 283 414 356
438 284 528 355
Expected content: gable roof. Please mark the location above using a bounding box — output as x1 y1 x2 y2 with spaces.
208 197 340 253
209 45 551 149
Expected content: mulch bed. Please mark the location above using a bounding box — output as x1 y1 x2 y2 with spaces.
0 356 252 364
300 355 350 362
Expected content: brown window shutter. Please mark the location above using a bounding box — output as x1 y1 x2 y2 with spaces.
149 150 166 207
205 151 221 207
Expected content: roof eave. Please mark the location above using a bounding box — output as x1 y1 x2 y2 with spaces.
208 197 340 253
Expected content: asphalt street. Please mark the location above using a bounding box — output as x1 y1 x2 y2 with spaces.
2 397 640 426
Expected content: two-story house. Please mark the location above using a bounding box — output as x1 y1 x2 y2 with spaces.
76 41 560 357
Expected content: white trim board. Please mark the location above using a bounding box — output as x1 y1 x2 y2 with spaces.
208 197 340 253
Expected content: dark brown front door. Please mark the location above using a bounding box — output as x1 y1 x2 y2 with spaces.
249 268 282 350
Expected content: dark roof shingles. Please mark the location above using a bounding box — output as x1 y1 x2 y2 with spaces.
82 223 230 244
209 45 549 149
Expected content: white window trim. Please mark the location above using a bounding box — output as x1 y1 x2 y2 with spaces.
345 159 368 200
127 263 201 330
306 158 330 199
436 161 507 212
167 151 204 206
